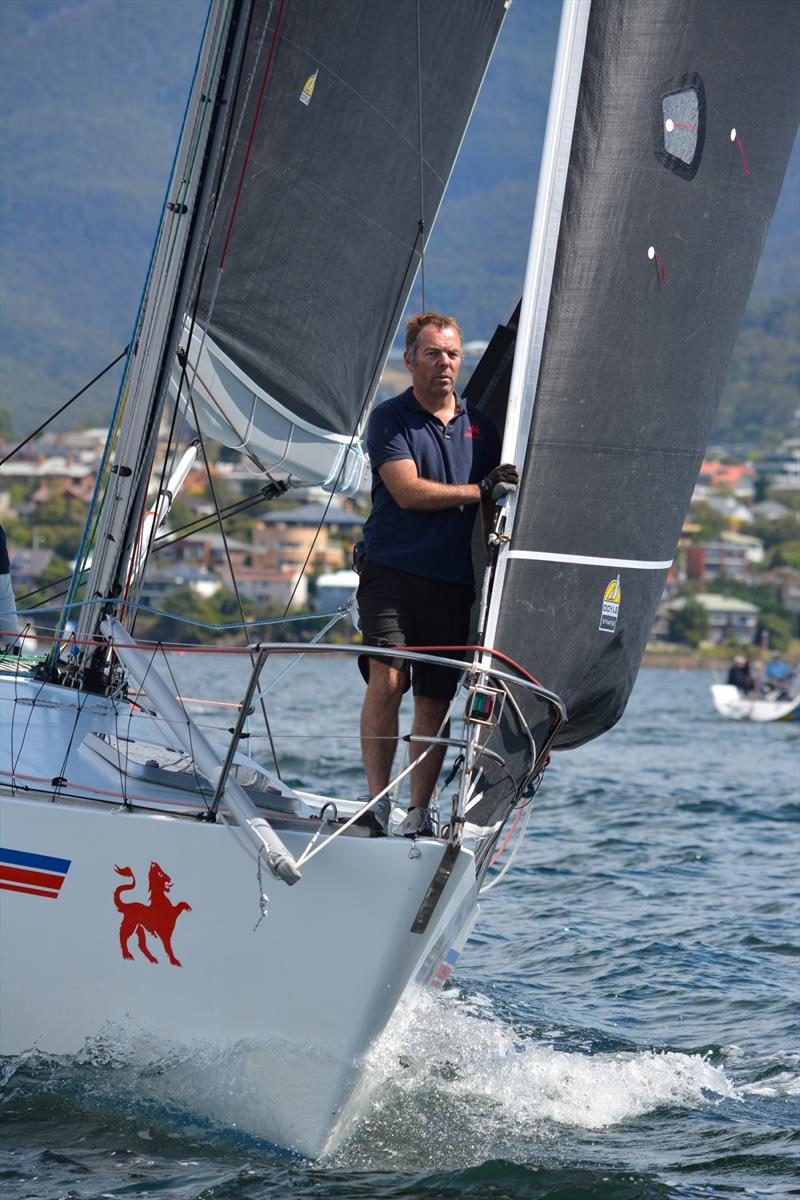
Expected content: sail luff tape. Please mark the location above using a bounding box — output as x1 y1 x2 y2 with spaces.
507 551 673 569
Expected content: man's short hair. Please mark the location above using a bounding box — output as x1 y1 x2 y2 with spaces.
405 312 462 360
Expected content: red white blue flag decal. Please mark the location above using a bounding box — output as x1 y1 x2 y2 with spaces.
0 847 71 899
432 946 461 989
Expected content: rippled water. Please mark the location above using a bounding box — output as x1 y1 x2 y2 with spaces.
2 661 798 1198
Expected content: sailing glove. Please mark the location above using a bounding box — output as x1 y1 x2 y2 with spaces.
480 463 519 501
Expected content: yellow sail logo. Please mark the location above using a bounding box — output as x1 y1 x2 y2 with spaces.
599 574 621 633
299 69 318 107
604 577 621 604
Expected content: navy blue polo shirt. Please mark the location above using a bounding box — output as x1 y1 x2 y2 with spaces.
362 388 500 584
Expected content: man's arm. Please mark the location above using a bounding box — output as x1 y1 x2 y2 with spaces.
377 459 520 511
377 459 480 510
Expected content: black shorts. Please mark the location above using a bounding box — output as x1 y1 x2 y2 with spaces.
356 559 474 700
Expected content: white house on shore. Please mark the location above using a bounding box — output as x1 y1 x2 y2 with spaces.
657 593 760 645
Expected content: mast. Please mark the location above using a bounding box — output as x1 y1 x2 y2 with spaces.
70 0 247 685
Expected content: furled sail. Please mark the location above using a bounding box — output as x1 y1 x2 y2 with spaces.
177 0 507 492
471 0 798 811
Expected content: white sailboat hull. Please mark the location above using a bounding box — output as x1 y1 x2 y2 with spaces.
710 683 800 723
0 675 478 1157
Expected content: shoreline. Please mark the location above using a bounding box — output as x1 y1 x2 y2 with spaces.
641 652 712 670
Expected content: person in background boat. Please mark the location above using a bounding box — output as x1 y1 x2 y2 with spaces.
355 312 518 838
727 654 756 696
763 652 795 700
0 524 21 652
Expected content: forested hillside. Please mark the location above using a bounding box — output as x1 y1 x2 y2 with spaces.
0 0 796 451
714 294 799 449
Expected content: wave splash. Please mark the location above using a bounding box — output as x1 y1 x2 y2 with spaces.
332 986 737 1166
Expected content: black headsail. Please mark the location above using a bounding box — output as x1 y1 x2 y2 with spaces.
471 0 799 816
181 0 507 488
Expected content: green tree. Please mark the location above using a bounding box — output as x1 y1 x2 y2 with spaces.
759 611 793 651
768 540 800 569
39 553 73 592
750 512 799 552
715 293 800 449
688 502 729 541
668 599 709 648
3 518 32 548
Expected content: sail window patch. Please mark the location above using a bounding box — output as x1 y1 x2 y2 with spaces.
656 75 705 180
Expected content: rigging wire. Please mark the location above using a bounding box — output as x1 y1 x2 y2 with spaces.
64 2 239 692
415 0 426 311
0 347 129 469
7 1 451 788
15 475 288 614
146 0 286 773
123 0 257 633
269 225 429 628
186 391 284 779
18 468 343 636
218 0 287 269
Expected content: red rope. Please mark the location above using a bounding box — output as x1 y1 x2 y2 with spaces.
395 643 544 687
653 249 667 287
3 632 551 686
219 0 289 268
489 803 524 866
735 133 751 177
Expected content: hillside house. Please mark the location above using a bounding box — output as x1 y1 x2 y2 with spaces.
252 504 362 574
661 593 760 645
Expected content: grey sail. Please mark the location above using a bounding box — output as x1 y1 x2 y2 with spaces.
470 0 799 819
179 0 506 491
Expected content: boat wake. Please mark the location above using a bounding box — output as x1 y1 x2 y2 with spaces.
0 988 741 1167
332 986 738 1167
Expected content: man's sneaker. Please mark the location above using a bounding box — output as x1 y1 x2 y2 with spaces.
353 794 391 836
401 806 435 838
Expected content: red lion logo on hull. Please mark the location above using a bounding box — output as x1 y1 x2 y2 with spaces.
114 861 191 966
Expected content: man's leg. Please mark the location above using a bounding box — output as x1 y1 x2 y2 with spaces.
360 658 407 798
408 695 451 809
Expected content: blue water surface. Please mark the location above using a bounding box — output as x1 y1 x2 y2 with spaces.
2 662 798 1199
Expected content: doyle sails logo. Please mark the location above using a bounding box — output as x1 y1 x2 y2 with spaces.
0 846 71 898
114 862 191 967
599 575 621 633
299 69 318 106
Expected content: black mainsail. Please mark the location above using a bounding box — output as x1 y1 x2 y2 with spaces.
472 0 799 815
182 0 507 486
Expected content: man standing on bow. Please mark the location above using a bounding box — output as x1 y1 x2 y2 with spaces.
355 312 518 837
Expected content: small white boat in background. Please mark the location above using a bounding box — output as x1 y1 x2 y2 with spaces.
711 683 800 723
